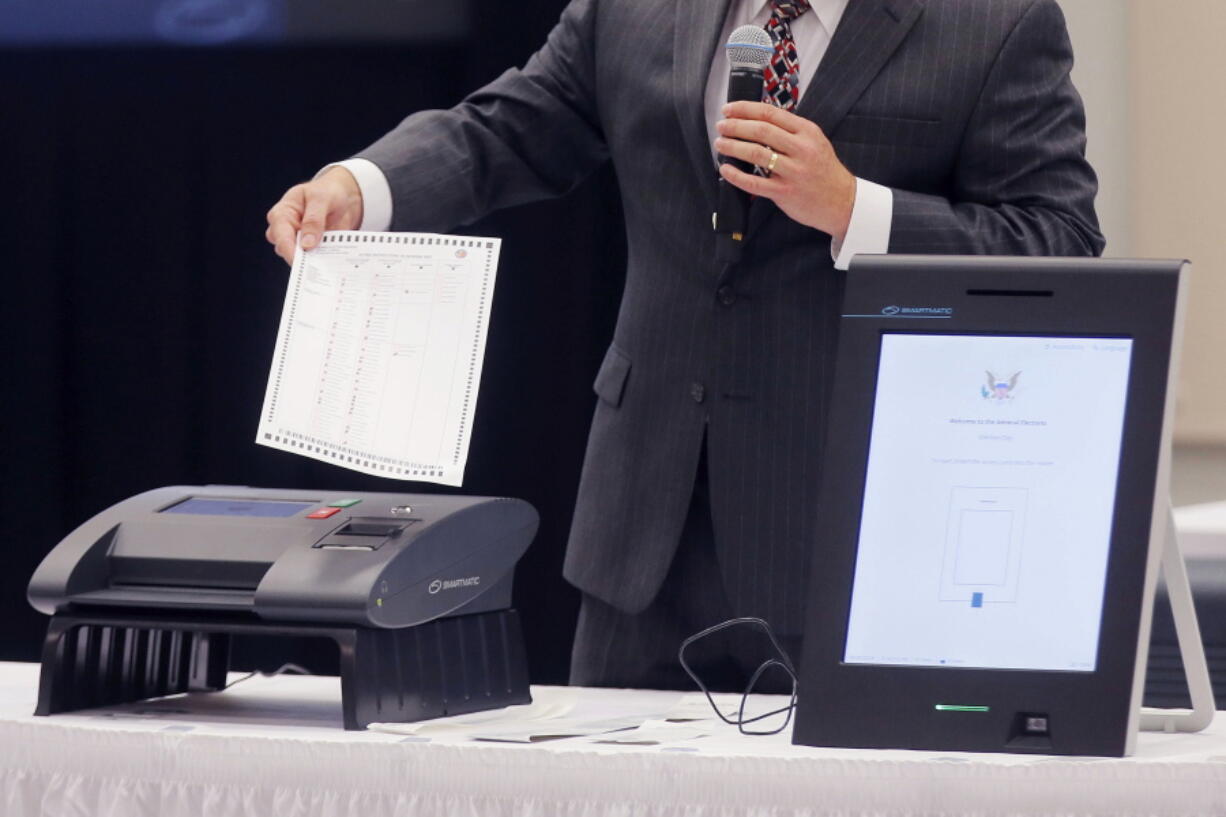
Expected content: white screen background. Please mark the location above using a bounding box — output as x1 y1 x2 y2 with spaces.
843 334 1134 672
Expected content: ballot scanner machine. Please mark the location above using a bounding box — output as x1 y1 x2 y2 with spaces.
27 486 538 729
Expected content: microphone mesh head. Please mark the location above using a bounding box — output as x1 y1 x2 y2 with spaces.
726 25 773 69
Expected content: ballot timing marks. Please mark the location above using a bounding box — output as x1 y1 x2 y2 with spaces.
714 25 772 262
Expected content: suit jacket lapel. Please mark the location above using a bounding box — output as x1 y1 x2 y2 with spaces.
749 0 925 235
798 0 924 131
673 0 735 214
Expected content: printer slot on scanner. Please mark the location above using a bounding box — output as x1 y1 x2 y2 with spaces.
314 517 416 551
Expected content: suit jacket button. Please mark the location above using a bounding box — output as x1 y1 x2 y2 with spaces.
690 382 706 404
717 286 736 306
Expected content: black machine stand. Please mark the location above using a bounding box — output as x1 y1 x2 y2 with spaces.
34 608 531 730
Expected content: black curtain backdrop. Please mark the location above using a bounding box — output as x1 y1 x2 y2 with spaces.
0 1 627 684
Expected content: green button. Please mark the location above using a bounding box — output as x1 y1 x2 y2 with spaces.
328 498 362 508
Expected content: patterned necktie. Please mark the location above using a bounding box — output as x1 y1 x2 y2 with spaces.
763 0 812 112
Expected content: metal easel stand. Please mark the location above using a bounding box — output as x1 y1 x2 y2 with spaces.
1139 508 1216 733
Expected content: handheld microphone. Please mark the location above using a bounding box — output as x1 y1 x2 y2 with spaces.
715 25 773 262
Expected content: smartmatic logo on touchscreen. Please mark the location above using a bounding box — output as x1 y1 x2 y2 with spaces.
878 305 954 317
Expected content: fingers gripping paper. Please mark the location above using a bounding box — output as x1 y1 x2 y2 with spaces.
257 231 502 486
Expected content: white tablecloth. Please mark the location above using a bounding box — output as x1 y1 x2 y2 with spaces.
2 661 1226 817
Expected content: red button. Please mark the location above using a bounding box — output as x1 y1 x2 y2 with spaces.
307 507 341 519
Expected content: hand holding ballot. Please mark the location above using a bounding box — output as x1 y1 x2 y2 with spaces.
265 167 365 263
257 231 502 485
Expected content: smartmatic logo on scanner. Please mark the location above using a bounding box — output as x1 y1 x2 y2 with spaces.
428 576 482 594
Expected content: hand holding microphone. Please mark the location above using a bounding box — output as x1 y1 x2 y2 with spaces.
714 26 857 244
714 25 773 259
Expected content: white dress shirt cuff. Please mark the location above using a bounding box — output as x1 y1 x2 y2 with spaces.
830 178 893 271
317 158 393 232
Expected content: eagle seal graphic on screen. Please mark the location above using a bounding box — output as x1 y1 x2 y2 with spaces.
983 371 1021 400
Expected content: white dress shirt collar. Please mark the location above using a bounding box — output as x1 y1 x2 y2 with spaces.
740 0 851 39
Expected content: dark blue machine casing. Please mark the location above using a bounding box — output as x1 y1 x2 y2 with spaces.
29 485 539 628
28 486 539 729
794 256 1187 757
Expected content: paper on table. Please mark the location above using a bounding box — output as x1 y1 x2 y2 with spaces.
472 715 650 744
368 690 583 737
662 693 744 722
591 720 713 746
256 231 502 486
374 690 674 743
371 688 696 743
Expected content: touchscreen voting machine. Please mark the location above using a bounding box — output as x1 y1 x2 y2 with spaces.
794 256 1211 757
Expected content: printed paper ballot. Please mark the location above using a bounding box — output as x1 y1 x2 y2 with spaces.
256 231 502 486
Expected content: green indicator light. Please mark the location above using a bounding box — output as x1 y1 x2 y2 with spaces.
934 704 990 713
376 598 383 607
328 498 362 508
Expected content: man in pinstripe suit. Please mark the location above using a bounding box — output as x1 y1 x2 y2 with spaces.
267 0 1103 692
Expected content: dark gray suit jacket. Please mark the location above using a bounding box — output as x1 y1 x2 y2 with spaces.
358 0 1104 635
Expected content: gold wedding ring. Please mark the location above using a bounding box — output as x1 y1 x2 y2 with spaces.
767 151 780 173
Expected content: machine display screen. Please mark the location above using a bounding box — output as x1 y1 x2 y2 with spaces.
161 498 315 518
842 333 1134 673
